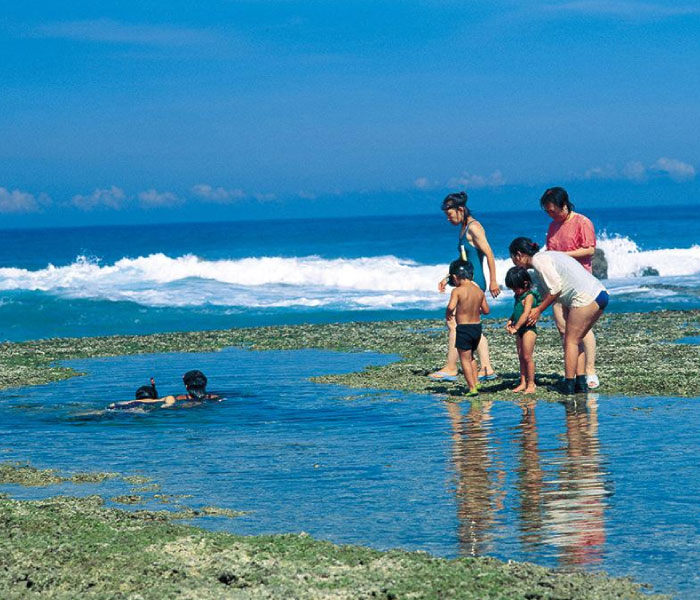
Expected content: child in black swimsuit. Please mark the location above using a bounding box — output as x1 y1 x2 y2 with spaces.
505 267 540 394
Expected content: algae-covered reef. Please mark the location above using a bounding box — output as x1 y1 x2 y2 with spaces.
1 310 698 399
0 492 666 600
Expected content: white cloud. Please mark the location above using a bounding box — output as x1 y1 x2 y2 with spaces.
0 187 51 213
71 186 126 211
447 170 506 189
138 189 182 208
33 19 216 47
191 184 246 204
253 192 277 202
650 157 696 182
553 1 700 18
413 177 432 190
621 161 647 182
584 158 695 183
584 164 619 180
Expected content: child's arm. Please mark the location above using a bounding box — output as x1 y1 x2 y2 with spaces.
511 294 535 331
445 289 458 321
526 291 559 325
480 292 490 315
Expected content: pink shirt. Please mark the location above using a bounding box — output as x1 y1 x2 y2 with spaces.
546 212 596 273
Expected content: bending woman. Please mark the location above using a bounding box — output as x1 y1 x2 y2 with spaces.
541 186 600 389
430 191 500 382
509 237 609 395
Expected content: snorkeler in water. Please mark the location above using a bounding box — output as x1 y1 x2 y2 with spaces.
108 370 221 410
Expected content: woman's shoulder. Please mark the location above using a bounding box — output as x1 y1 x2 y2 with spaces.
571 212 594 228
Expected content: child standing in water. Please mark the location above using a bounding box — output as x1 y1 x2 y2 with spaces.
505 267 540 394
445 259 490 397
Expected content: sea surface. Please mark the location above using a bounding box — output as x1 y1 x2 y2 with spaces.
1 205 699 598
0 204 699 341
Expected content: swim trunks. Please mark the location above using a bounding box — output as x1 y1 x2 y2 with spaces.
455 323 482 352
595 290 609 310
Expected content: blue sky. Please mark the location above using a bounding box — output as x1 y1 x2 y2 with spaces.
1 1 699 226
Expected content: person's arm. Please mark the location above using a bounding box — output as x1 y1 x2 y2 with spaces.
564 214 596 259
526 291 560 326
150 377 158 399
564 246 595 259
445 289 458 321
480 292 490 315
468 221 501 298
438 274 450 293
511 294 534 330
108 397 163 410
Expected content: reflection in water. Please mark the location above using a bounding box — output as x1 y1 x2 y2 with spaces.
446 400 506 556
447 395 611 566
516 399 545 552
543 395 610 567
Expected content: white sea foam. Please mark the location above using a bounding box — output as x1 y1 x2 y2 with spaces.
0 238 698 310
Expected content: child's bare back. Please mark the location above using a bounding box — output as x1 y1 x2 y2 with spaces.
447 280 489 324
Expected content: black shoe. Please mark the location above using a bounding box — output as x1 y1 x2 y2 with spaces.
574 375 589 393
548 378 575 395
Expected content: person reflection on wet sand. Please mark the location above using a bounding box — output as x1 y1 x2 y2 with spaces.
515 399 545 552
446 400 506 557
544 394 609 567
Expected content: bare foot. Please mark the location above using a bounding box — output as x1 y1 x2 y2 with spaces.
523 384 537 394
512 383 526 393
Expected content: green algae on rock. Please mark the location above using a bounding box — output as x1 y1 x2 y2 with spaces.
1 310 698 399
0 462 120 487
0 494 667 600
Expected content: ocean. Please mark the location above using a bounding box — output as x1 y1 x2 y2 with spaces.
2 204 700 598
1 204 699 341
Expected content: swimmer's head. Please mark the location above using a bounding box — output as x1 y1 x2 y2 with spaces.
135 384 158 400
448 259 473 285
183 369 207 400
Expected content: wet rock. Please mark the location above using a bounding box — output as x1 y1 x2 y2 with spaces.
641 266 660 277
592 248 608 280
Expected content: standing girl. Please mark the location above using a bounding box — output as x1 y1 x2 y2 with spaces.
505 267 539 394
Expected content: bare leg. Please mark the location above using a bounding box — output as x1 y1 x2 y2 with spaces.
564 303 603 379
556 302 597 379
583 329 596 376
476 334 495 376
430 318 459 377
520 331 537 393
458 349 477 391
552 302 567 339
513 336 526 392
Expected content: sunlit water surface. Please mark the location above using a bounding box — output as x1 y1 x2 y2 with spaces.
1 347 699 599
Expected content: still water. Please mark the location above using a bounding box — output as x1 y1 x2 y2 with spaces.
1 347 698 599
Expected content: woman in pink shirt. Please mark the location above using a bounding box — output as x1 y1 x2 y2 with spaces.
541 187 600 389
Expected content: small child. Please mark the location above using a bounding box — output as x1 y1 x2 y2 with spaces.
505 266 540 394
445 259 490 397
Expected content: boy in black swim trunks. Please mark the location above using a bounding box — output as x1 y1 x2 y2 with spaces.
445 260 490 397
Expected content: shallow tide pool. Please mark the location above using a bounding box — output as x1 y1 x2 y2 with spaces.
1 346 698 599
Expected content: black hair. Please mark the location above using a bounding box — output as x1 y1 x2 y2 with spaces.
448 259 473 284
509 237 540 257
505 266 532 291
135 384 158 400
183 370 207 400
441 191 471 222
540 186 574 212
